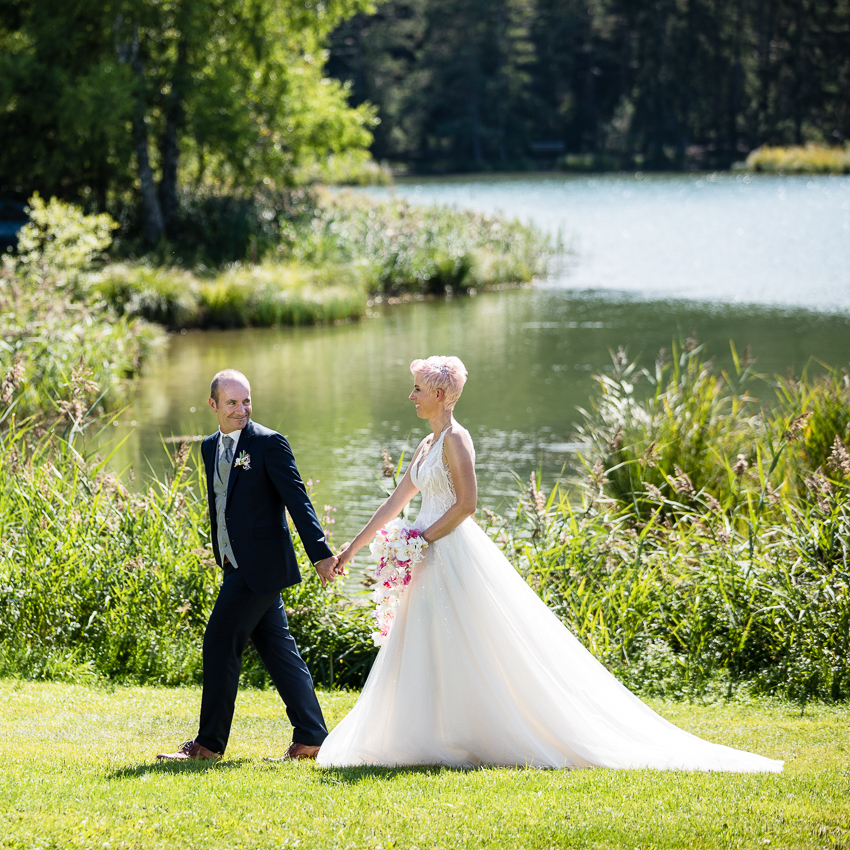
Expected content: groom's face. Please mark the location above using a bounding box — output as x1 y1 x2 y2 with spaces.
209 377 252 433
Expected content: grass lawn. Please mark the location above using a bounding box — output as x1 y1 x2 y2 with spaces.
0 680 846 849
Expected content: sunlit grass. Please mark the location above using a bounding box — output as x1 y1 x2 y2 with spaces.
0 680 845 849
746 143 850 174
95 261 369 330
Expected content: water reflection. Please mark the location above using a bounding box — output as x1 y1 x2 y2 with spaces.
370 172 850 312
102 288 850 545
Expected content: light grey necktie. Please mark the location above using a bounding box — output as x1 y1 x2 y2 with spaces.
217 434 233 483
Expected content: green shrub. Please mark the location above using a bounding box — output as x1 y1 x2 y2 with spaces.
114 188 318 267
14 193 117 295
0 262 162 424
0 195 162 424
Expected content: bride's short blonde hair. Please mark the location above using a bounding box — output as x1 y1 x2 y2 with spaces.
410 356 468 407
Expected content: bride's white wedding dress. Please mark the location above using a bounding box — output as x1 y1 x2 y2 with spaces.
318 428 783 772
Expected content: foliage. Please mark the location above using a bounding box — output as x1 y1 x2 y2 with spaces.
112 188 319 268
746 143 850 173
0 269 162 423
292 190 555 294
13 193 117 293
0 197 162 423
486 344 850 704
328 0 850 170
0 0 378 242
1 682 844 848
0 420 376 689
93 190 552 322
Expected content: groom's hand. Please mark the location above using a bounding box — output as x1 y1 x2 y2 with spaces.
314 556 339 587
334 545 353 575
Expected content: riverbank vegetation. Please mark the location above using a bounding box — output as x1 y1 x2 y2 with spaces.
1 330 848 703
3 680 841 850
0 195 163 422
0 419 375 689
489 343 850 704
746 144 850 174
97 190 554 329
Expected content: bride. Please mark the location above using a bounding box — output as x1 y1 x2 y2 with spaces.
318 356 782 772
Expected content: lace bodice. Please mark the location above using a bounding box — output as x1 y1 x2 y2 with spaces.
410 427 474 529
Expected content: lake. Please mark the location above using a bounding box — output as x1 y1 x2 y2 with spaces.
104 173 850 547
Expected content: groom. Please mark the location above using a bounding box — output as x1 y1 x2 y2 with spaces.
157 369 339 762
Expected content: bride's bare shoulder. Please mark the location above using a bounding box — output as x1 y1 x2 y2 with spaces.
444 424 475 457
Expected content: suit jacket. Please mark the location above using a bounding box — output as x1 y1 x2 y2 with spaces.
201 419 333 595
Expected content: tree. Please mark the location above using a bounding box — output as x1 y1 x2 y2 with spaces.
0 0 377 244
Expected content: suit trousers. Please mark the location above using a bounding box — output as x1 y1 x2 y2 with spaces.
195 565 328 754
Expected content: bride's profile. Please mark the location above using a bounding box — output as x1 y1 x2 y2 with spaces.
318 355 782 772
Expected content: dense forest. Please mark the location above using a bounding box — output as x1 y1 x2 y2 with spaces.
1 0 848 231
327 0 850 170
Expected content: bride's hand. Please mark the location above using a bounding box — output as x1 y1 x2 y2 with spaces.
334 544 355 575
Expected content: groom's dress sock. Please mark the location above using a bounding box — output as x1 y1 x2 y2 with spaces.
195 567 328 755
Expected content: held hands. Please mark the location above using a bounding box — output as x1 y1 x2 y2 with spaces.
314 555 340 588
334 545 355 576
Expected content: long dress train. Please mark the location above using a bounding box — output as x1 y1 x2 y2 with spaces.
318 428 783 772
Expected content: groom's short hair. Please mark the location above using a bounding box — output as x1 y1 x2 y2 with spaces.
210 369 250 402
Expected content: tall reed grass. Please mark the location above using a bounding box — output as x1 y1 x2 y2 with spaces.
96 262 369 330
96 191 554 328
1 211 163 423
488 343 850 704
0 418 376 688
745 143 850 173
291 189 556 295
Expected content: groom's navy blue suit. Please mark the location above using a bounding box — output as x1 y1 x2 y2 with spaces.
195 418 333 754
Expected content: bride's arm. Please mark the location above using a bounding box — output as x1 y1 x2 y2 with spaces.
335 443 425 568
421 430 477 543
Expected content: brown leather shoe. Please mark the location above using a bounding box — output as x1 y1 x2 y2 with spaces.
156 740 222 761
265 742 321 761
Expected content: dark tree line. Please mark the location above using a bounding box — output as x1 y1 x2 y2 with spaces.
327 0 850 170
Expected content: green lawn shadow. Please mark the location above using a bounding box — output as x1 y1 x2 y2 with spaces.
314 764 497 785
107 758 250 779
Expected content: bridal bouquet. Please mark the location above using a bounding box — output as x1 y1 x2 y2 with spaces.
369 519 428 646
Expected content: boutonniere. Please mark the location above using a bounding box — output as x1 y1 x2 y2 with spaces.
234 451 252 471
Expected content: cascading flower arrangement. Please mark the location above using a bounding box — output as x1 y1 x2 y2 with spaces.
369 518 428 646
